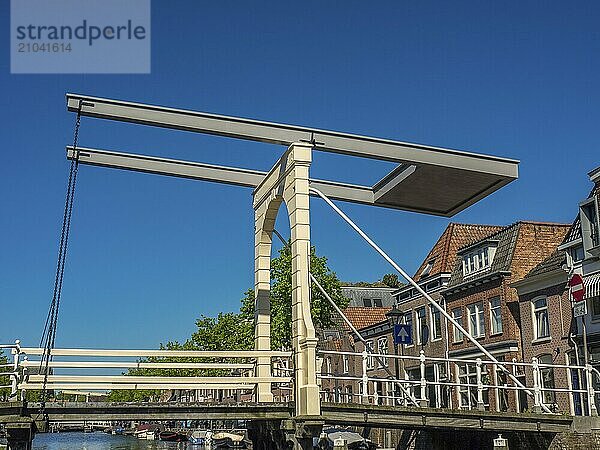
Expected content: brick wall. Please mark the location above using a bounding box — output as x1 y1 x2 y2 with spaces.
518 282 575 414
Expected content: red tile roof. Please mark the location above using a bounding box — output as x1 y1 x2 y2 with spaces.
340 306 391 332
413 223 505 281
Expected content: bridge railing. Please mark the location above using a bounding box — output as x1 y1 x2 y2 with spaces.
317 349 598 416
0 341 21 400
3 343 293 403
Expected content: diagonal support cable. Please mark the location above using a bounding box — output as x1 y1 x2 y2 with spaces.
272 229 419 406
309 186 552 414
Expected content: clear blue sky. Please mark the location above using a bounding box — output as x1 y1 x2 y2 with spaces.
1 1 599 349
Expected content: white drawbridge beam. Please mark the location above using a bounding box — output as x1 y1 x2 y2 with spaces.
66 94 519 216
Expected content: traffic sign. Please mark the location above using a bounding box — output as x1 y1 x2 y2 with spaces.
574 301 588 318
393 324 412 345
569 274 586 302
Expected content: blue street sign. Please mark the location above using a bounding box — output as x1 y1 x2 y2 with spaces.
393 324 412 345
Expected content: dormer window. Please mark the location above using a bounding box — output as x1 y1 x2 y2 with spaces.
580 198 600 256
462 245 496 275
420 259 435 278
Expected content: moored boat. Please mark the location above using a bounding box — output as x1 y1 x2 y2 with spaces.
189 430 207 445
159 431 188 442
212 431 247 448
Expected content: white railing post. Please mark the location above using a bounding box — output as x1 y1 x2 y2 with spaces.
531 357 542 413
586 364 598 416
419 350 427 407
10 340 21 401
361 350 369 404
476 358 485 411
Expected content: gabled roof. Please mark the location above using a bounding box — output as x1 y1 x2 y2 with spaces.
413 223 505 281
446 221 569 290
561 175 600 247
338 307 391 332
523 249 566 279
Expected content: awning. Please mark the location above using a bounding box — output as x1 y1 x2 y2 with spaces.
584 273 600 299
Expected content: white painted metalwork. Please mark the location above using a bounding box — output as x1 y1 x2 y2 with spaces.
6 344 292 403
318 349 598 416
309 186 552 413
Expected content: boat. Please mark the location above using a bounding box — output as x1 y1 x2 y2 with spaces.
159 431 188 442
134 424 160 440
212 431 248 448
315 429 377 450
189 430 207 445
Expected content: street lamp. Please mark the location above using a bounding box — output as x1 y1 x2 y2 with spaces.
386 305 403 404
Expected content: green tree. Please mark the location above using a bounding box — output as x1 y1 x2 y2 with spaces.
382 273 400 288
107 243 347 400
0 349 11 401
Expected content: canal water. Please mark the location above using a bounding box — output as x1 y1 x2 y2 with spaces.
32 432 203 450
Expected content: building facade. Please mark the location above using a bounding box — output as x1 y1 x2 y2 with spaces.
442 221 570 412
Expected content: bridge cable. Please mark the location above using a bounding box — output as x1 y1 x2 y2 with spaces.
271 229 419 407
38 100 83 417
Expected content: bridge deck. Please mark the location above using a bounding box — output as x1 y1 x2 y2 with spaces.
0 402 573 433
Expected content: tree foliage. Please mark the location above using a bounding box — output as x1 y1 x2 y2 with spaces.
382 273 400 288
108 243 347 401
0 350 11 401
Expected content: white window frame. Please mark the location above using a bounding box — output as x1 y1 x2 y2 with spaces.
462 246 497 276
467 302 485 338
403 311 414 348
366 341 375 369
489 296 503 335
377 337 389 368
343 354 349 374
430 305 442 341
532 296 550 341
416 307 427 345
452 307 464 343
580 197 600 255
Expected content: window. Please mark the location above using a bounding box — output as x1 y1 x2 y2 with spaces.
366 341 375 369
345 385 353 403
468 302 485 338
398 290 412 301
403 312 413 346
363 298 372 307
343 355 349 374
325 357 332 375
462 246 496 275
377 337 389 367
452 307 464 343
569 245 585 264
457 363 489 410
532 297 550 340
373 298 383 307
581 200 600 250
420 259 435 278
489 297 503 335
416 307 427 345
538 354 556 406
592 296 600 319
426 279 441 292
430 305 442 340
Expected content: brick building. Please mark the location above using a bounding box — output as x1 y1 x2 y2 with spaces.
442 221 570 412
558 168 600 373
319 306 390 404
512 250 578 414
392 223 504 408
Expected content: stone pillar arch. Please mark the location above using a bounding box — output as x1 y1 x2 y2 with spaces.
253 142 320 417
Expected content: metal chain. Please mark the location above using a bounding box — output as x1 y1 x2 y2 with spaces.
38 100 83 416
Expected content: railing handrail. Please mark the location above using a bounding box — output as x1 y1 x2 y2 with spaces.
20 360 256 370
317 349 592 372
20 347 291 358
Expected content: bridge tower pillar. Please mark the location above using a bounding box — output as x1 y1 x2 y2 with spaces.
253 142 321 419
